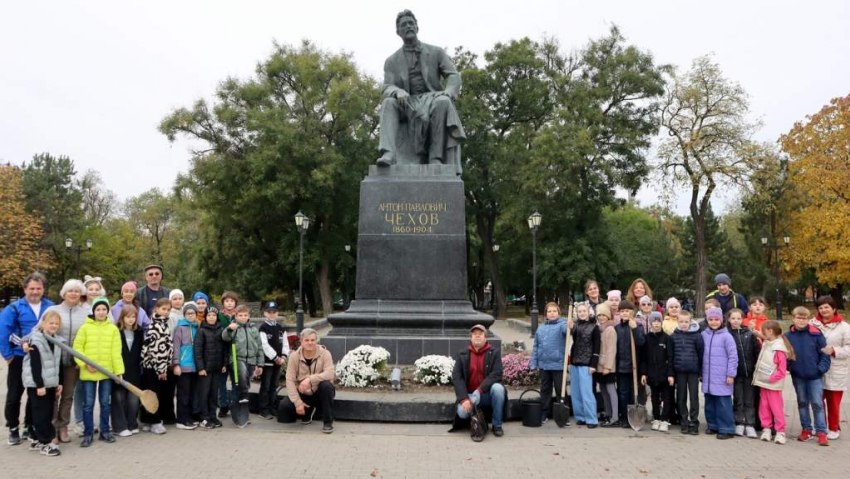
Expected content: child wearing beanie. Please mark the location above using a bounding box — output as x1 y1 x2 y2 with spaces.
173 302 200 430
613 300 645 427
168 290 185 335
607 290 622 325
701 306 738 439
112 281 151 332
663 298 681 335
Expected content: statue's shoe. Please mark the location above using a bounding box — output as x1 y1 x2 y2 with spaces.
376 155 393 167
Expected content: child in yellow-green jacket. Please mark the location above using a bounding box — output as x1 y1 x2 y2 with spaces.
73 297 124 447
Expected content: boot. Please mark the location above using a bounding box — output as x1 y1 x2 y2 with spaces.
57 427 71 444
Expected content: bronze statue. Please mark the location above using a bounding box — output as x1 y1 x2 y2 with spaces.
376 10 465 172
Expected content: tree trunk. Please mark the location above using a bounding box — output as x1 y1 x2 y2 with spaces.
476 212 506 319
557 284 571 310
830 284 845 310
691 186 710 319
316 255 333 317
305 283 317 318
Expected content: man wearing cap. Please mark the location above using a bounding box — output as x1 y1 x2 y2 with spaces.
451 324 505 440
258 301 289 420
136 265 171 318
706 273 749 317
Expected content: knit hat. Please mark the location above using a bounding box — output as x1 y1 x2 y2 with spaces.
607 290 622 300
59 279 85 299
83 275 103 288
706 307 724 322
596 302 612 320
649 311 663 324
639 295 652 305
204 306 219 317
666 297 681 308
169 289 184 301
619 300 636 311
192 292 210 303
121 281 138 293
183 302 198 315
91 297 110 315
714 273 731 286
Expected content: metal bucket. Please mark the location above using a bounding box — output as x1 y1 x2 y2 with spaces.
520 389 542 427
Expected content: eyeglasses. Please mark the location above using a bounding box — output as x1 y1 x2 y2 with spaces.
147 272 161 276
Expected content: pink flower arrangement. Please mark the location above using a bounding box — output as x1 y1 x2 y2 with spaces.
501 353 539 388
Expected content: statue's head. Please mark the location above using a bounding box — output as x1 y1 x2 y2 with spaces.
395 9 418 42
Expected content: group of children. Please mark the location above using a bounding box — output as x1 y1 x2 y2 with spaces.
534 287 842 447
19 285 290 457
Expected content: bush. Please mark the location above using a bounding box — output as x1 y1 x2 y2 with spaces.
335 345 391 387
413 355 455 385
501 353 539 387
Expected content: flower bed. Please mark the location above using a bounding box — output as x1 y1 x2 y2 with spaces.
502 352 539 388
413 355 455 385
335 345 391 387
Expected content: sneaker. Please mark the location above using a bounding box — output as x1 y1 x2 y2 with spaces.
259 411 274 420
827 430 840 440
493 426 504 437
587 423 599 429
745 426 757 438
817 432 829 446
175 422 197 430
602 420 622 428
651 420 661 431
218 407 230 418
760 429 772 442
680 424 689 435
141 423 151 432
322 422 334 434
735 425 745 436
22 425 34 441
659 421 670 433
7 428 21 446
705 428 717 435
774 432 786 445
621 421 631 429
29 439 43 451
541 417 549 425
99 433 116 443
150 423 167 435
301 407 317 425
80 435 93 448
212 419 223 428
688 424 699 436
73 422 85 437
41 443 61 456
717 433 734 440
798 430 814 442
118 430 132 437
130 428 140 435
199 420 213 430
576 420 586 426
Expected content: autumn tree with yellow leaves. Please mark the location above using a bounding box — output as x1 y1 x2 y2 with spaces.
0 164 53 290
781 95 850 306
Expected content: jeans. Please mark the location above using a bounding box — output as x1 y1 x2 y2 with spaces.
259 366 282 415
218 364 233 409
3 356 32 430
539 369 563 420
570 365 597 425
704 394 735 434
111 385 140 433
793 377 827 434
81 380 112 436
455 383 505 428
278 381 336 424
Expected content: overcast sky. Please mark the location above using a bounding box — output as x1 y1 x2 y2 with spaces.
2 0 848 215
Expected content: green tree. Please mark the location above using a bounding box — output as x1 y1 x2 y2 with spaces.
160 40 380 314
125 188 174 264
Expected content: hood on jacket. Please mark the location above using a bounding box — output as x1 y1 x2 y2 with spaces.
814 312 844 325
200 320 221 331
176 318 198 329
468 341 492 355
789 324 822 335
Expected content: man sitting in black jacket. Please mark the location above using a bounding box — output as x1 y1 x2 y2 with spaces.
451 324 505 441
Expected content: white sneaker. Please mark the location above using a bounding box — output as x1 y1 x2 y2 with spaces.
130 428 140 435
117 430 132 437
651 420 660 431
734 425 745 436
72 422 85 437
745 426 757 438
760 429 771 442
659 421 670 433
826 430 839 440
774 432 786 445
175 422 197 430
150 423 167 435
140 423 151 432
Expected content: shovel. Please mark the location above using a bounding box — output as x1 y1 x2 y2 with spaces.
553 303 573 428
627 326 647 431
46 335 159 414
230 343 250 427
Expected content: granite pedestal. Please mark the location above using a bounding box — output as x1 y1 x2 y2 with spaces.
326 164 496 364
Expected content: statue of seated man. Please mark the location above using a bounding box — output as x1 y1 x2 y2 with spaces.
376 10 466 169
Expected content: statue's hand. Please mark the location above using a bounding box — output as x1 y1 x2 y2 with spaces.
397 90 410 108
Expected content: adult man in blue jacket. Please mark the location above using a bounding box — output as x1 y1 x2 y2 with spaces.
0 272 53 446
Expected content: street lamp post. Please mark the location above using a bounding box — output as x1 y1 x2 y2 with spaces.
295 212 310 333
527 212 542 336
65 238 93 278
491 244 500 317
343 244 352 310
762 235 790 321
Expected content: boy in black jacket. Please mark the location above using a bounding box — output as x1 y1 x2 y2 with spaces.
667 311 704 435
614 301 646 428
258 301 289 420
640 312 673 432
727 308 758 438
194 306 226 429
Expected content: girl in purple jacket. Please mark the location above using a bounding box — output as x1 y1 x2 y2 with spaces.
701 307 738 439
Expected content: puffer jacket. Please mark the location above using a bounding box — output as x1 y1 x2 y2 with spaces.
667 321 704 375
641 331 669 385
785 324 831 380
286 345 336 408
73 317 125 381
614 321 646 373
194 321 226 373
172 318 198 372
811 315 850 391
141 314 173 375
23 331 64 388
222 321 264 366
729 326 758 380
530 318 567 371
570 318 600 368
701 326 738 396
47 302 88 365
